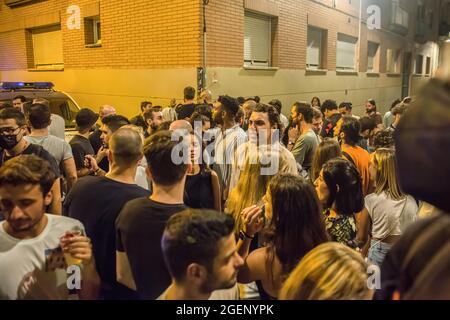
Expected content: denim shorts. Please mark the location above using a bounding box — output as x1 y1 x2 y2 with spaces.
368 240 392 267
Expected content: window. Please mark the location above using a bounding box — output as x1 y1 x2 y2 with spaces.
307 26 326 70
391 0 409 28
30 25 63 69
85 16 101 46
367 41 379 72
417 2 426 21
415 54 424 74
244 11 271 67
336 33 358 71
426 56 431 75
387 49 401 73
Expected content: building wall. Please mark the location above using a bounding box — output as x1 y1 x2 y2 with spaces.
203 0 440 116
0 68 197 116
0 0 442 118
0 0 202 117
206 67 402 116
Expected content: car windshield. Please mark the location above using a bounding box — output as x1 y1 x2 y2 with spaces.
48 98 78 129
0 96 79 129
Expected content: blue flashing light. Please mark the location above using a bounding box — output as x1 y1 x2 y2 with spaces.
0 82 54 90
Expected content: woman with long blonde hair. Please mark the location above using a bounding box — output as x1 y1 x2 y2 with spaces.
226 147 279 232
279 242 371 300
358 148 418 266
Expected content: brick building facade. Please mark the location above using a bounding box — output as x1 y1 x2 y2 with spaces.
0 0 445 116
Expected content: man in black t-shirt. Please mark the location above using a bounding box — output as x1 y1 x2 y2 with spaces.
130 101 152 132
175 86 197 120
115 130 190 300
89 105 116 154
65 128 149 299
95 115 130 173
70 108 99 178
0 108 62 214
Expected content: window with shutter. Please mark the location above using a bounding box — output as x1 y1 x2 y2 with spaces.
31 25 63 69
367 41 379 72
426 56 431 75
336 33 358 71
415 54 424 74
307 26 324 70
85 16 102 46
244 11 271 67
387 49 401 73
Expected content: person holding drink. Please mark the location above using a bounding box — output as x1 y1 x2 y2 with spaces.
0 155 100 300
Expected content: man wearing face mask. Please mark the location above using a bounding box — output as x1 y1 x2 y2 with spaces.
0 108 62 215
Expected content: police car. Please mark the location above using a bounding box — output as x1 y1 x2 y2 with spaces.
0 82 81 141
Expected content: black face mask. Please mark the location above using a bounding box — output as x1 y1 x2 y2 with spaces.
0 134 19 150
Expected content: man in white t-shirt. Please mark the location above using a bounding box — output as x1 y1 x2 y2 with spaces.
0 155 100 300
158 209 243 300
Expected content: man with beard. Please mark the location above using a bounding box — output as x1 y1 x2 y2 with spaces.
228 103 297 194
288 102 320 177
143 107 163 138
0 155 100 299
365 99 382 125
158 209 243 300
89 105 117 155
212 95 247 201
130 101 153 132
311 107 323 137
0 108 62 214
96 115 130 173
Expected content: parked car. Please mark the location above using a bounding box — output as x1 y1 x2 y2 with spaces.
0 82 81 141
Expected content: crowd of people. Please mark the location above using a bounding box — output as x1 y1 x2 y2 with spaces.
0 76 448 300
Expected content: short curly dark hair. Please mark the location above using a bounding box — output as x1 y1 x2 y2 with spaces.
162 209 235 281
373 129 395 150
251 103 281 129
0 155 56 195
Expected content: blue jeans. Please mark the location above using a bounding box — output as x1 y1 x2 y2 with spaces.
368 240 392 267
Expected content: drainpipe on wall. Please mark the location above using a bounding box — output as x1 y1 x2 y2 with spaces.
357 0 363 72
202 0 209 90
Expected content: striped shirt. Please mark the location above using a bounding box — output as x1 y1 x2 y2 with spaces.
212 124 247 199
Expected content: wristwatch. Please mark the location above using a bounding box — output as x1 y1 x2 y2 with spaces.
239 230 255 240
